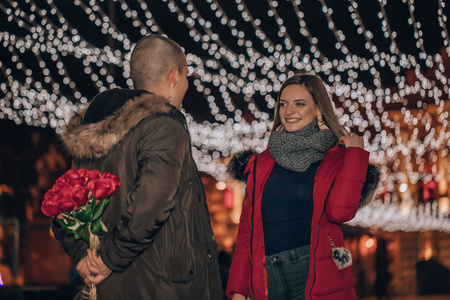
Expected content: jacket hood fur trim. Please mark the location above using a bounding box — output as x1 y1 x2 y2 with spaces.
227 150 380 207
359 163 380 207
226 150 257 183
61 92 172 161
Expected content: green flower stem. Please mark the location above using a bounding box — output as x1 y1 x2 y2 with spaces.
62 212 80 222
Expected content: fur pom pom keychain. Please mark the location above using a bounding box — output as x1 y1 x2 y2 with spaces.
329 235 352 270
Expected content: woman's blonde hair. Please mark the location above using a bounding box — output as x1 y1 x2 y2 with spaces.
272 73 348 138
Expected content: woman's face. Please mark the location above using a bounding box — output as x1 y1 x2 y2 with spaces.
278 84 318 132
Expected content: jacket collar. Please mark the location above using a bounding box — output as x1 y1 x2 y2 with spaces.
61 89 173 161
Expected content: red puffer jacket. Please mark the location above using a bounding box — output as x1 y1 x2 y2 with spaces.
226 145 371 300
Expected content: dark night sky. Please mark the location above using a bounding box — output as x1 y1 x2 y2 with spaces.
0 0 448 140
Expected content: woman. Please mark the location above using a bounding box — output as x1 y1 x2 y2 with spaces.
226 73 379 300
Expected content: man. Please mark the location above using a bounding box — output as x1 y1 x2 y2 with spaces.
52 35 223 299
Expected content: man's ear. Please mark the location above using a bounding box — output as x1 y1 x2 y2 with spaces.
168 67 179 87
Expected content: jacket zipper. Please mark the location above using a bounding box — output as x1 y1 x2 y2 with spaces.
310 205 326 299
310 178 335 299
250 156 257 299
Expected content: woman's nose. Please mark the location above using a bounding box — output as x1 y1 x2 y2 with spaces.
285 105 294 115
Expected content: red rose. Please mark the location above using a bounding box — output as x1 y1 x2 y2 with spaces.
103 172 121 195
43 182 77 215
41 183 74 216
41 189 61 217
42 169 120 224
56 169 86 186
71 185 89 206
85 169 102 185
56 184 76 212
55 175 68 186
86 172 120 200
87 179 113 200
51 181 69 192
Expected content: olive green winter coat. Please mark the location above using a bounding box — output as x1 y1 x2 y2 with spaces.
52 89 222 299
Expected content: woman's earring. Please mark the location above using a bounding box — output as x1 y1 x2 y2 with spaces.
276 124 284 132
317 111 329 131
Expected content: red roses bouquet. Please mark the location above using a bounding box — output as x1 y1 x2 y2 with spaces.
41 168 120 248
41 168 120 299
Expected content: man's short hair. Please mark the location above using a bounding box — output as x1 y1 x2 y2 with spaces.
130 35 186 90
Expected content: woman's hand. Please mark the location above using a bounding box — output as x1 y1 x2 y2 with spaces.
339 132 364 149
232 294 247 300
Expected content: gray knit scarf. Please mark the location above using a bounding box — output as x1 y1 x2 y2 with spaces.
268 118 338 172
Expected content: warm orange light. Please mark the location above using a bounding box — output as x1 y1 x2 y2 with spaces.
438 197 450 214
231 210 240 224
223 237 234 250
359 235 376 256
365 238 375 248
216 181 226 190
424 247 432 260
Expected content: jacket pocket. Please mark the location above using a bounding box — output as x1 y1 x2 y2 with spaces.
166 248 212 283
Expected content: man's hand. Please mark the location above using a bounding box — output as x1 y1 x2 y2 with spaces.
76 257 92 287
86 248 112 285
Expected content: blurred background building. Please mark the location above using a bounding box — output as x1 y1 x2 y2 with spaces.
0 0 450 299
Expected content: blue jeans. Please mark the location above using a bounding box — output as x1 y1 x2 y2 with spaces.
265 245 310 300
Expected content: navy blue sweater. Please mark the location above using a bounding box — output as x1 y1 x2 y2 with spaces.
261 161 320 255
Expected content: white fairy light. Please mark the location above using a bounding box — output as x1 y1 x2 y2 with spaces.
347 200 450 233
1 0 450 231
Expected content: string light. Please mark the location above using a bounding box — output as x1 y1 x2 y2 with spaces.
347 200 450 233
1 0 450 231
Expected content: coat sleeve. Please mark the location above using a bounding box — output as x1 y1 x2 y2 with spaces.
100 117 188 272
51 220 87 267
326 147 369 224
226 155 255 299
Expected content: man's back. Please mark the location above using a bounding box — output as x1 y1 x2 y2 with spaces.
54 89 222 299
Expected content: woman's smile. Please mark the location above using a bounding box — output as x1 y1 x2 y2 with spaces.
279 84 318 132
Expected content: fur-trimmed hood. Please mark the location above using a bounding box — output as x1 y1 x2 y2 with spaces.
227 150 380 207
61 89 172 161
